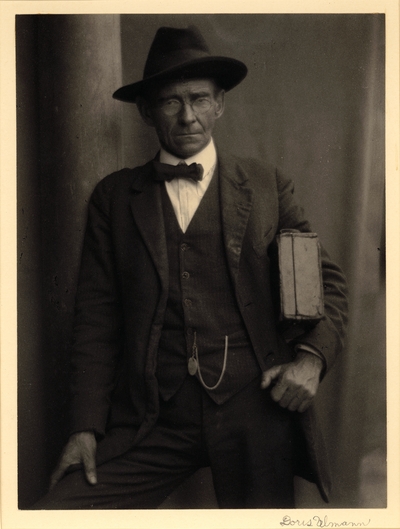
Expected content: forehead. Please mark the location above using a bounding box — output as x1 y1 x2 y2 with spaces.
155 78 218 99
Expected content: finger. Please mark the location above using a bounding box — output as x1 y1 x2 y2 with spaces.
260 366 282 389
49 460 70 491
277 389 300 409
270 379 289 402
84 468 97 485
82 448 97 485
287 394 303 412
297 397 313 413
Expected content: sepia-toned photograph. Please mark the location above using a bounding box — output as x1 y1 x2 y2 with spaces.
9 9 391 524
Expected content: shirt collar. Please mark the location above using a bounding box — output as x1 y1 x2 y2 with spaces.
159 138 217 177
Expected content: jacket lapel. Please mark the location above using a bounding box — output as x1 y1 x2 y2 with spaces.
128 151 255 290
129 161 168 291
218 152 254 284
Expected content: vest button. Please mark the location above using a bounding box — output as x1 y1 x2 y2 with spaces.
182 271 190 279
181 243 189 251
184 298 192 307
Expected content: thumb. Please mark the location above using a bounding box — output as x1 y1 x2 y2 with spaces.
261 365 282 389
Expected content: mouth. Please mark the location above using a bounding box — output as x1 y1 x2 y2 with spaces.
175 133 202 143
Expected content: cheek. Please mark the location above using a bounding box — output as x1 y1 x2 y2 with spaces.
155 122 173 142
152 113 174 137
202 114 217 133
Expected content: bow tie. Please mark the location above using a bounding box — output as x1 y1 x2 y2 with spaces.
153 161 204 182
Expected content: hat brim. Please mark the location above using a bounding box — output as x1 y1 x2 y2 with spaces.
112 56 247 103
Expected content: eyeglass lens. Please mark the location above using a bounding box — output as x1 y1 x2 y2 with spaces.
161 98 211 116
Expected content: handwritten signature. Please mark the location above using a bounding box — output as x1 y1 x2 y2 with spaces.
280 515 371 528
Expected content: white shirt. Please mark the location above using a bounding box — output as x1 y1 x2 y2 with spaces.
160 139 217 233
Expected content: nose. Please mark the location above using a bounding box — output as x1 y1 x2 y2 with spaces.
178 103 196 124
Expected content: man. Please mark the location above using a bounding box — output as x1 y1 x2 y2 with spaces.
35 25 348 509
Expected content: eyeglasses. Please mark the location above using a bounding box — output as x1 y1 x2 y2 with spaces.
158 97 212 116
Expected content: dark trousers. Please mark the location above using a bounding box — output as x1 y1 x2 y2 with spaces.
34 375 296 509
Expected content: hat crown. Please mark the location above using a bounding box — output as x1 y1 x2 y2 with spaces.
112 24 247 103
144 25 211 78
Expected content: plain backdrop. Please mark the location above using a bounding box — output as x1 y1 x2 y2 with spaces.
16 14 385 509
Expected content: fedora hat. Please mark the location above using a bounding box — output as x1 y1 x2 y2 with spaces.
113 25 247 103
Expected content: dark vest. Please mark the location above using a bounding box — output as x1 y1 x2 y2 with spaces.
156 169 261 404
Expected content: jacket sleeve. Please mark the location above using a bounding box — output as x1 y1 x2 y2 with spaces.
276 167 349 375
69 175 123 438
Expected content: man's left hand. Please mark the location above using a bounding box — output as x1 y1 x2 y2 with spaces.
260 351 323 412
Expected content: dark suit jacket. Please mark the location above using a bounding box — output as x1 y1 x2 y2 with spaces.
69 149 348 501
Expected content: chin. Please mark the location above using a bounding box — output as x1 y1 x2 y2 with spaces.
174 142 206 158
179 149 201 158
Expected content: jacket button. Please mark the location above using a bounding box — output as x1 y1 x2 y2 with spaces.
182 271 190 279
181 243 189 251
184 298 192 307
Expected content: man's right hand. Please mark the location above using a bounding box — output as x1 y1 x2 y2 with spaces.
49 431 97 490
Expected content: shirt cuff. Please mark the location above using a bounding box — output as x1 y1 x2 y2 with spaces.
294 343 327 376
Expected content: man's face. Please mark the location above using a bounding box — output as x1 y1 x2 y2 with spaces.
138 79 225 158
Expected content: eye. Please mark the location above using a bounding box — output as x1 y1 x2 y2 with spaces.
193 97 212 112
163 99 180 109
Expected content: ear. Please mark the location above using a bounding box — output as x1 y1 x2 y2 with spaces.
214 90 225 119
136 96 155 127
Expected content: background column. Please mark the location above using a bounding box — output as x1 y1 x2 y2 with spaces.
17 14 123 508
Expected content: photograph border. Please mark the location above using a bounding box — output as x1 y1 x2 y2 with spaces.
1 1 399 528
